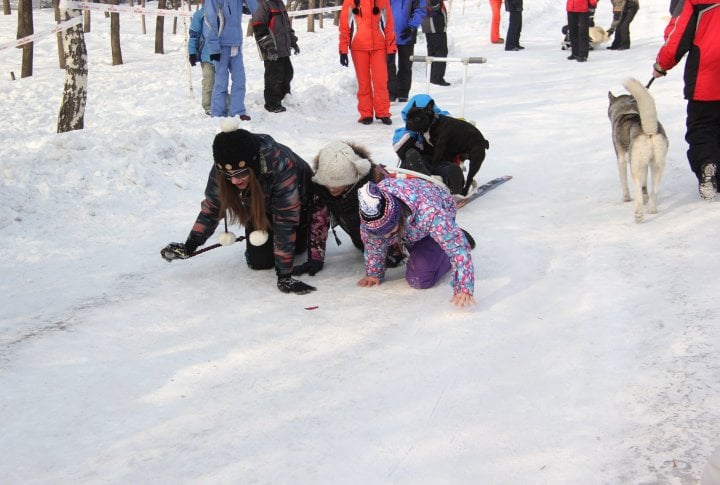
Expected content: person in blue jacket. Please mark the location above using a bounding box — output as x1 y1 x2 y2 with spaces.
387 0 426 103
188 6 216 115
204 0 259 119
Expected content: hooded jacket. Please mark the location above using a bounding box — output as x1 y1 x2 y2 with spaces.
360 178 474 295
339 0 397 53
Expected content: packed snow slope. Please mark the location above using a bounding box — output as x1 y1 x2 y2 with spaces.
1 0 719 483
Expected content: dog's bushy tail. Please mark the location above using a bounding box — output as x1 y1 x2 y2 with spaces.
623 78 659 135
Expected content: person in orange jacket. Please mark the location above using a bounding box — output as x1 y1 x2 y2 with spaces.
339 0 397 125
652 0 720 200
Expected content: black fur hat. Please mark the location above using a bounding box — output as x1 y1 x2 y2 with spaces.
212 119 261 174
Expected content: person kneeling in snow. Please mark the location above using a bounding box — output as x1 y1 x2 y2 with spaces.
392 94 465 194
160 119 316 295
295 141 405 276
357 179 476 307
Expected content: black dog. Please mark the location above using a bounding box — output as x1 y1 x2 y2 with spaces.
405 100 489 196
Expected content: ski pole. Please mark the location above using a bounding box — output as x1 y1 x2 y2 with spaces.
646 77 654 89
190 235 246 257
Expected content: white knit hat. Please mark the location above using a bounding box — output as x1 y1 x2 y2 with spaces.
312 141 372 188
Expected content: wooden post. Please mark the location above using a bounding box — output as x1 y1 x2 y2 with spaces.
306 0 315 32
17 0 33 78
54 0 66 68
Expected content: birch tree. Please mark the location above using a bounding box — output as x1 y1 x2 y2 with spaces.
57 6 88 133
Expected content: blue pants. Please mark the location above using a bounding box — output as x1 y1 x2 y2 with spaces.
211 45 247 117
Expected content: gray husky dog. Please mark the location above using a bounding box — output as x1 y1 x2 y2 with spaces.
608 78 668 223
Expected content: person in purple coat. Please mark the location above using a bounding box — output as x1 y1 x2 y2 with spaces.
357 178 476 307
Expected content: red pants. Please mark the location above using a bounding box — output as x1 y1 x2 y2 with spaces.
489 0 502 42
351 49 391 119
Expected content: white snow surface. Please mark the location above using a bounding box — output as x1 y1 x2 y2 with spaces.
2 1 720 483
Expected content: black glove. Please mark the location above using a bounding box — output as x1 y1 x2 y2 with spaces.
210 53 220 62
258 35 278 61
400 26 415 41
607 27 615 36
291 42 300 55
188 54 197 66
277 275 317 294
387 52 395 64
161 242 191 262
292 259 324 276
340 53 349 67
242 4 251 14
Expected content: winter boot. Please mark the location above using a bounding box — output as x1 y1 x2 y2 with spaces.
699 162 718 200
461 229 476 250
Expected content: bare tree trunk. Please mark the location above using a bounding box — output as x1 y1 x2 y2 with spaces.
140 0 146 35
58 6 88 132
155 0 166 53
306 0 315 32
54 0 66 68
110 0 123 64
17 0 33 77
3 0 11 16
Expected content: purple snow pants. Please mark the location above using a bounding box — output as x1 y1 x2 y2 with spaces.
405 236 451 289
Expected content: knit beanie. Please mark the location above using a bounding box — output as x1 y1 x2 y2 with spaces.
313 141 372 188
212 119 261 174
358 182 401 235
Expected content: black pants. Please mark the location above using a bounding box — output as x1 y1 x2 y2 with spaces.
567 11 589 58
244 218 308 270
263 57 294 109
387 43 415 99
504 11 522 49
686 100 720 181
610 2 638 49
425 32 448 83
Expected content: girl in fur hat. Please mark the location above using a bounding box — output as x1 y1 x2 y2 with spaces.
161 120 317 295
294 141 403 276
357 178 476 307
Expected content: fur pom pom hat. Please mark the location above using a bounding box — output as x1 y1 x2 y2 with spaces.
313 141 372 188
213 119 261 174
358 182 401 235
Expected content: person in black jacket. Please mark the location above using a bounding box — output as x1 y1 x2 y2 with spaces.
161 119 316 295
504 0 524 51
294 141 403 276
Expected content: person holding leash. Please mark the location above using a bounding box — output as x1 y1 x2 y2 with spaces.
339 0 397 125
161 120 317 294
357 178 476 307
652 0 720 200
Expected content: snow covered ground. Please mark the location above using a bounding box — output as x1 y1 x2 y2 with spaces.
1 1 719 483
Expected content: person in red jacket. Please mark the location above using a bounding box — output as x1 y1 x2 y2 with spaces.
653 0 720 200
565 0 597 62
339 0 397 125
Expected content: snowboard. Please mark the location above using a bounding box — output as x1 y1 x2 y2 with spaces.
454 175 513 208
